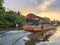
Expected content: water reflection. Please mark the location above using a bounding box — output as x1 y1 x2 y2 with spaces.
0 27 58 45
24 29 56 45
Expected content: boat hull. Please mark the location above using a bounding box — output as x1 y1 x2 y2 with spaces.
23 25 56 33
27 29 56 42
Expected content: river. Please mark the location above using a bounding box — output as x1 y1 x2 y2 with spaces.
0 26 60 45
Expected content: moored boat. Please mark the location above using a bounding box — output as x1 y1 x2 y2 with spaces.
23 25 56 33
23 13 57 33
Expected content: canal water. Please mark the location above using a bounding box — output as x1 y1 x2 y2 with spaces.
0 26 60 45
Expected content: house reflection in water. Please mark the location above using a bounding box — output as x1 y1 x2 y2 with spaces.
24 31 50 45
25 40 36 45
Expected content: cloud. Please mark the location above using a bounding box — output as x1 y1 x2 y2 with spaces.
30 0 38 4
38 0 56 11
30 0 34 2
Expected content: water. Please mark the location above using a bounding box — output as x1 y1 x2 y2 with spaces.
37 26 60 45
0 26 60 45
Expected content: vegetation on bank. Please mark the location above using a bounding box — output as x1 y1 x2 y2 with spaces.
0 0 25 28
57 21 60 26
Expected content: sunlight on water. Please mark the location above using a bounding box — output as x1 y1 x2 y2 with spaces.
37 26 60 45
49 26 60 43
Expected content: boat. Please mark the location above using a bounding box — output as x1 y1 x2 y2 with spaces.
23 13 57 33
23 25 56 33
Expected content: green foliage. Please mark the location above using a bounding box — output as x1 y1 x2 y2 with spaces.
0 0 4 6
43 17 50 21
57 21 60 26
0 10 25 28
0 0 25 28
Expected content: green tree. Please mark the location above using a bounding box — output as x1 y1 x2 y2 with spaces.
0 0 25 28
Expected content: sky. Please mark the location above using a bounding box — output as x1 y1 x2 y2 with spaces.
3 0 60 21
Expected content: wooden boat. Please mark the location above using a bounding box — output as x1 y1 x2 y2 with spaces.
23 13 57 33
23 25 56 33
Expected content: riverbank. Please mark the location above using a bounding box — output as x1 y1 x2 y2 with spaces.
0 27 23 31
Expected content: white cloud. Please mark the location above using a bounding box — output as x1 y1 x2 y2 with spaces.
38 0 56 11
30 0 37 4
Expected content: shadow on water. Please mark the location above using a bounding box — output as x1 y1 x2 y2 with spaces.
24 29 56 45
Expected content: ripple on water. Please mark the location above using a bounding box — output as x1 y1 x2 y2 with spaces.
0 27 60 45
0 30 32 45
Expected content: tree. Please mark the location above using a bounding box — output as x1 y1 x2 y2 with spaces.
43 17 50 21
17 11 20 15
0 0 5 13
0 0 25 28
